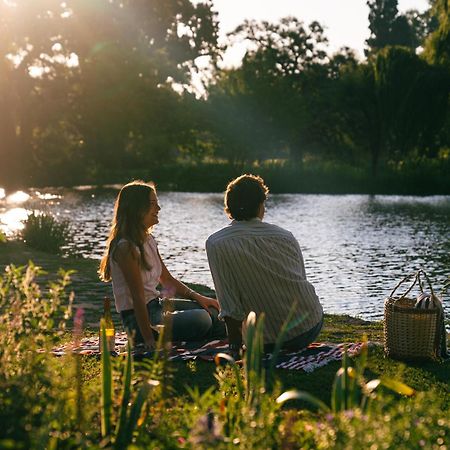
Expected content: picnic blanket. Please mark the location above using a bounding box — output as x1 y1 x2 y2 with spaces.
51 332 365 373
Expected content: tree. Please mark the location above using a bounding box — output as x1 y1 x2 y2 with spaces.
335 47 449 175
365 0 433 54
424 0 450 68
205 17 333 163
0 0 219 186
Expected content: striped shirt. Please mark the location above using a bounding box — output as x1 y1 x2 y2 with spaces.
206 219 323 344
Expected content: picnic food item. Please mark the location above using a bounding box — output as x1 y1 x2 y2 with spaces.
99 297 115 352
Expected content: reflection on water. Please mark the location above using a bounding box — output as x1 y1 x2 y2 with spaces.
6 190 30 204
0 208 28 233
0 187 449 321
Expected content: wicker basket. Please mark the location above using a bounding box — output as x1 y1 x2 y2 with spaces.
384 270 441 361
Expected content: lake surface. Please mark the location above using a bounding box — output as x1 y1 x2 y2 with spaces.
1 186 449 321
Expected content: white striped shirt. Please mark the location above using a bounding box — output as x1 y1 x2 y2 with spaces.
206 219 323 344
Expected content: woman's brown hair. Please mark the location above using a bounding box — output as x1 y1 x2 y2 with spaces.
99 180 155 282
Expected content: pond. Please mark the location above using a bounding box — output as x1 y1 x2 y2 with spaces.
1 186 449 322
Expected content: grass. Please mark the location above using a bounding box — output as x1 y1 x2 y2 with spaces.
1 239 447 409
0 242 449 448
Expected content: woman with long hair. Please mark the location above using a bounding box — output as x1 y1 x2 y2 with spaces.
99 180 224 350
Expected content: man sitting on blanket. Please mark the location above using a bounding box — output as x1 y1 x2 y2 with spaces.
206 174 324 357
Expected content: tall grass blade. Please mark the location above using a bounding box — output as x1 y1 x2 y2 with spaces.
380 378 415 396
276 390 330 413
342 348 349 410
244 312 256 399
100 319 112 438
115 339 133 447
123 380 159 446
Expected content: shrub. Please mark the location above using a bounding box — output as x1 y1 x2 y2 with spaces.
21 212 72 254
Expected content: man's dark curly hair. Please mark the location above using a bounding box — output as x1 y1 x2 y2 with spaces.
224 174 269 221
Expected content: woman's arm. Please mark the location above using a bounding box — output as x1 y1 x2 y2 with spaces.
115 242 156 349
158 251 219 311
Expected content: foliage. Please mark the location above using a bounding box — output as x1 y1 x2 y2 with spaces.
0 263 448 448
424 0 450 69
0 263 75 447
0 1 448 189
365 0 426 53
100 321 160 449
277 337 414 415
0 262 74 364
21 212 72 254
0 0 219 185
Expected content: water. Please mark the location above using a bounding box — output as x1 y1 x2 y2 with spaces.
1 186 449 321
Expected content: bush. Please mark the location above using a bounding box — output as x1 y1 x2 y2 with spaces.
21 212 72 254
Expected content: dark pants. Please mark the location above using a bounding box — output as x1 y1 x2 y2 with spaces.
120 298 226 344
264 316 324 353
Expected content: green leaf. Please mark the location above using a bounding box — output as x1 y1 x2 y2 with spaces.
380 378 415 396
115 339 133 447
100 320 112 438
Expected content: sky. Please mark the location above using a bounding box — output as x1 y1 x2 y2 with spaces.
211 0 430 66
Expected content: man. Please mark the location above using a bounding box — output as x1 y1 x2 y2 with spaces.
206 174 323 354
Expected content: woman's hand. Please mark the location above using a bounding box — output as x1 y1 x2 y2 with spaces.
195 295 220 311
158 251 220 312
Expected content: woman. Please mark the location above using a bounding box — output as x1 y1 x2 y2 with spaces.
99 180 224 350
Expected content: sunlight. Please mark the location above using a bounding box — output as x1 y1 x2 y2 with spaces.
35 191 61 200
6 190 30 204
0 207 28 234
0 188 5 200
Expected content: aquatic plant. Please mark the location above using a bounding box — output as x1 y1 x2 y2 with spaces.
21 212 72 254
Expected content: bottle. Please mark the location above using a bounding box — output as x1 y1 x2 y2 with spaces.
99 297 115 352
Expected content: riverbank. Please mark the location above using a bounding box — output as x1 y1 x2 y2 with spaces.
1 240 449 447
1 241 448 396
8 159 450 195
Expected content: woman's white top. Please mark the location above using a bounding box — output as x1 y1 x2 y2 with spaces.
110 235 162 312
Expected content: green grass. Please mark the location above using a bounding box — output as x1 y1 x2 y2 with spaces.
1 240 447 411
1 242 449 448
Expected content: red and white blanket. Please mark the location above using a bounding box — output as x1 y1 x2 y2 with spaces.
50 332 365 373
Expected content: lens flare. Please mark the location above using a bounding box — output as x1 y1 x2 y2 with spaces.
0 207 29 235
6 191 30 204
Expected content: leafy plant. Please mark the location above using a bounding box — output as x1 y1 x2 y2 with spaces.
21 212 72 254
100 320 160 449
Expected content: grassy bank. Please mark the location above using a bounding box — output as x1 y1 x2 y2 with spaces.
27 158 450 195
0 241 449 448
0 241 447 397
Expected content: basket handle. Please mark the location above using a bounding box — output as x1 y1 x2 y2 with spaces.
389 269 436 301
417 269 436 298
388 272 419 299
